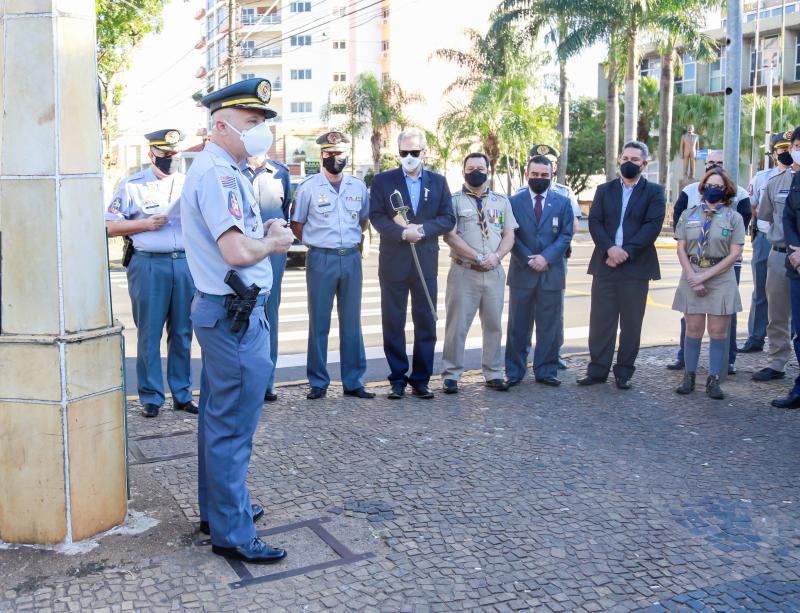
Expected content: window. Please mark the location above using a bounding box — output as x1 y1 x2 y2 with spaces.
709 46 726 92
207 44 218 69
381 40 390 51
290 101 312 113
639 57 660 79
217 38 227 62
206 74 215 93
207 14 217 38
241 7 256 25
241 73 255 80
290 69 312 80
291 35 312 46
206 0 217 9
333 72 347 82
290 1 311 11
750 37 780 87
332 6 346 17
675 53 696 94
332 40 346 50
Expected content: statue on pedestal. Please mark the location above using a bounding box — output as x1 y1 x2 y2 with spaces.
680 125 700 179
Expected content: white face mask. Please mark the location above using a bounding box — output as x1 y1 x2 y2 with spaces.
791 150 800 166
225 120 273 157
400 154 422 173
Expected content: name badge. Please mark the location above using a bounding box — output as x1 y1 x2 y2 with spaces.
142 199 161 214
686 221 702 228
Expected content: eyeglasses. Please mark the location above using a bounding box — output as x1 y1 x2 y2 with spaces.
706 161 723 169
399 150 422 158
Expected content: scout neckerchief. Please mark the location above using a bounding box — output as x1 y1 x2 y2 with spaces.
697 200 725 259
464 185 490 241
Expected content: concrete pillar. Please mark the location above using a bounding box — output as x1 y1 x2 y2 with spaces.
0 0 127 545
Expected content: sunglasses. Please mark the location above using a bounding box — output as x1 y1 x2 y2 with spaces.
399 150 422 158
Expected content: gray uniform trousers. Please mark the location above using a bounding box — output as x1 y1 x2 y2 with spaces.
441 263 506 381
766 248 792 371
192 294 271 548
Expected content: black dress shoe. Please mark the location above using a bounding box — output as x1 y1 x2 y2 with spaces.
536 376 561 387
264 390 278 402
200 504 264 535
728 364 737 375
485 378 509 391
557 358 568 370
387 383 405 399
666 360 685 371
505 378 522 388
752 367 785 381
442 379 458 394
343 387 376 399
411 384 434 399
142 404 160 418
771 391 800 409
577 375 605 386
211 537 286 565
615 377 631 390
738 341 764 353
174 400 199 414
307 386 327 400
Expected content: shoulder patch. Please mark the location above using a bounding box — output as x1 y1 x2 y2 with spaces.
108 197 123 215
228 191 242 220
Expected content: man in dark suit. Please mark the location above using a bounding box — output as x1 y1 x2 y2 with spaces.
505 155 574 387
369 128 455 399
578 141 666 389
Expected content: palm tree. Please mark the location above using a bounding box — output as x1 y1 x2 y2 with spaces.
322 73 422 172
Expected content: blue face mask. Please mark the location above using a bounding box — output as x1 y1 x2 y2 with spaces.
703 186 726 204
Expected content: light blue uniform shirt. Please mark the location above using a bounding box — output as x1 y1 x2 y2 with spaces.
403 168 423 214
615 178 639 247
180 142 272 295
291 172 369 248
105 168 185 252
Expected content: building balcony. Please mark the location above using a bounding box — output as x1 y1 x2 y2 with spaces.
239 47 282 65
240 14 282 31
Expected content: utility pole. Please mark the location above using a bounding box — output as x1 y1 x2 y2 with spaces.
723 0 742 187
748 6 760 179
227 0 236 84
764 56 776 170
780 0 787 127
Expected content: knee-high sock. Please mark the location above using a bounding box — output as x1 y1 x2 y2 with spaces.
709 337 727 377
684 336 702 374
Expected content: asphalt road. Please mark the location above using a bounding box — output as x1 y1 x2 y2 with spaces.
110 228 755 398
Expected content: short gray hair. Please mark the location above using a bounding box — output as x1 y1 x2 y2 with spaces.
622 140 649 159
397 127 427 149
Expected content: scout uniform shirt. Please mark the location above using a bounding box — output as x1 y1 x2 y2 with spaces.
676 204 746 270
105 168 185 252
452 187 518 258
180 142 272 295
757 167 794 248
291 173 369 248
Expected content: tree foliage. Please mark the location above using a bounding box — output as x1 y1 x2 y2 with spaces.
566 97 606 194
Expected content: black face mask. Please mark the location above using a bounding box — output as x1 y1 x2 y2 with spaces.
464 170 487 187
619 161 642 179
528 178 551 194
323 156 348 175
778 151 794 166
153 154 177 175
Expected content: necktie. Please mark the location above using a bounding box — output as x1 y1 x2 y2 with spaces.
534 194 543 224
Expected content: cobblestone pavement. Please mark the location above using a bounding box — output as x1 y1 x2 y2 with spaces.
1 345 799 612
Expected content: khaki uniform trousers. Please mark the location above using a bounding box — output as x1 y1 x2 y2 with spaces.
766 248 792 371
441 263 506 381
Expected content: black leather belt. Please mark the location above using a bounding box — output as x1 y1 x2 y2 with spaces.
452 258 487 272
309 246 359 256
689 255 722 268
136 250 186 259
772 246 788 253
197 291 269 307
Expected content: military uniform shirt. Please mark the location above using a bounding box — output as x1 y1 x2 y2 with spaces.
244 160 290 222
291 173 369 248
749 166 781 208
180 142 272 295
452 188 518 255
757 168 794 247
551 182 581 218
105 168 185 252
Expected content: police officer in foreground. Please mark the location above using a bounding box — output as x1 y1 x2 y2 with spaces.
105 129 197 418
243 153 291 402
518 144 581 371
181 78 293 564
441 152 517 393
291 132 374 400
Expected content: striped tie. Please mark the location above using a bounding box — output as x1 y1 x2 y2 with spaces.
475 195 489 240
534 194 543 224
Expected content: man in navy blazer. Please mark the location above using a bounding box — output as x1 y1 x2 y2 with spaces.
505 155 574 387
578 141 666 389
369 128 455 399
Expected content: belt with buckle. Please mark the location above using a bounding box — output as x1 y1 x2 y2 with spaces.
772 246 788 253
197 291 269 307
135 250 186 259
309 246 359 256
452 257 487 272
689 255 722 268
